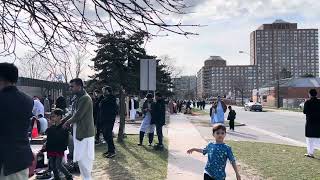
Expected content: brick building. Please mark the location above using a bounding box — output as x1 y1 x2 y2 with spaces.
252 78 320 108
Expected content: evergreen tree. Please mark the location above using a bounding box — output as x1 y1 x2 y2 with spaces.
91 31 173 96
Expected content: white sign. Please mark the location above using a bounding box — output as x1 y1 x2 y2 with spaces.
140 59 157 91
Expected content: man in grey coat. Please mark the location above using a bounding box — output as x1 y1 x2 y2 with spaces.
63 78 95 180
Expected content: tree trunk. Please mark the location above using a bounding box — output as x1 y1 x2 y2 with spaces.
117 88 126 142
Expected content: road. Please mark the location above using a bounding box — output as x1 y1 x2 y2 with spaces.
203 105 306 144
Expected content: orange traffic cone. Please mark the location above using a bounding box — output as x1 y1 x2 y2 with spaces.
31 120 39 138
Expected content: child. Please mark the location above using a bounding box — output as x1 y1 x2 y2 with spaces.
187 124 241 180
40 109 73 180
227 106 236 131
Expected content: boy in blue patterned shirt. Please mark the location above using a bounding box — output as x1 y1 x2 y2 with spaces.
187 124 241 180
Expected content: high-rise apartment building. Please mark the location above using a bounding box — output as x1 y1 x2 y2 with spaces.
197 20 319 99
251 19 319 85
196 56 256 98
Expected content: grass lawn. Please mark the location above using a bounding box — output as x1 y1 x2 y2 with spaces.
227 141 320 180
93 135 168 180
192 108 209 115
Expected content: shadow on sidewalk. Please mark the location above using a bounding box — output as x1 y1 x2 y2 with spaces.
168 150 206 173
227 131 258 140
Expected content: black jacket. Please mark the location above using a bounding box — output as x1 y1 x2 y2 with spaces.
303 97 320 137
151 99 166 126
0 86 34 176
100 95 118 124
93 95 104 124
227 110 236 121
45 124 69 152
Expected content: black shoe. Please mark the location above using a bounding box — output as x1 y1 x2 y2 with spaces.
138 143 142 146
36 171 52 179
102 152 108 157
154 144 164 151
95 140 101 145
105 152 116 158
148 143 152 146
36 169 49 176
65 175 73 180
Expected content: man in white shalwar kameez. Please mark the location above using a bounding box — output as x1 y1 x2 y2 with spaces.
303 89 320 158
129 96 137 121
63 78 95 180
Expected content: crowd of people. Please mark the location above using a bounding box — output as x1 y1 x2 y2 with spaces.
0 62 168 180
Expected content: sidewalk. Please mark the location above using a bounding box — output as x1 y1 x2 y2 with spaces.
167 114 236 180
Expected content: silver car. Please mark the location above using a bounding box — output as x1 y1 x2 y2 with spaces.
244 102 263 112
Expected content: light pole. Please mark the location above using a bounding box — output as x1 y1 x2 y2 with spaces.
238 50 261 103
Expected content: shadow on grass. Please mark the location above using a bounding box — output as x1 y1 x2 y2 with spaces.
227 131 258 140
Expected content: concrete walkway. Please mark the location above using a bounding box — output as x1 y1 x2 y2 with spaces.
167 114 236 180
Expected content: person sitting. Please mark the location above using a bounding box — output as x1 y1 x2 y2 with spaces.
38 114 48 134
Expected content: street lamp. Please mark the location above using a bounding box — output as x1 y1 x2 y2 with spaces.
238 50 261 103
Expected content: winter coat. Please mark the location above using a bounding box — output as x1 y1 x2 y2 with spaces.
46 124 69 152
100 94 118 125
151 99 166 126
0 86 34 176
303 97 320 137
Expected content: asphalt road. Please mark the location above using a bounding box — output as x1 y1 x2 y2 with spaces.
203 105 307 143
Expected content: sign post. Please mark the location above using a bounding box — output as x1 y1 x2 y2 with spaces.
140 59 157 92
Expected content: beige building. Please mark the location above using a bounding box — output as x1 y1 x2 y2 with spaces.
197 20 319 100
251 19 319 85
197 56 256 98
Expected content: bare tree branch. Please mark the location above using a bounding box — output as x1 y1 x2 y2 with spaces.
0 0 199 60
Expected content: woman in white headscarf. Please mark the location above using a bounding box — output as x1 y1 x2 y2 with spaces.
210 96 227 125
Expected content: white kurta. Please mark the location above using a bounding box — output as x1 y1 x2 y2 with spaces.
139 111 155 133
32 99 44 117
130 99 136 120
73 124 95 180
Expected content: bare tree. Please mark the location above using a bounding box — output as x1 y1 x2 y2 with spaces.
0 1 198 60
18 53 45 79
59 49 89 83
160 55 183 78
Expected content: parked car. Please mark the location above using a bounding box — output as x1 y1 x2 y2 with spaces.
244 102 263 112
299 102 305 109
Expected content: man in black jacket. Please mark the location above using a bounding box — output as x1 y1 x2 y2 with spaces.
303 89 320 158
100 86 118 158
93 89 104 144
0 63 34 179
151 92 166 151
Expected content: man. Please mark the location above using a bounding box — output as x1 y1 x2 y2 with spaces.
63 78 95 180
303 89 320 158
0 63 34 180
93 89 104 144
138 93 155 146
129 96 138 121
100 86 118 158
33 96 45 117
151 92 166 150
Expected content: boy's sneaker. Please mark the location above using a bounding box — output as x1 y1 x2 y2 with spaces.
105 152 116 158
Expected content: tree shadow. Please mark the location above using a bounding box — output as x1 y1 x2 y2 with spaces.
227 131 258 140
